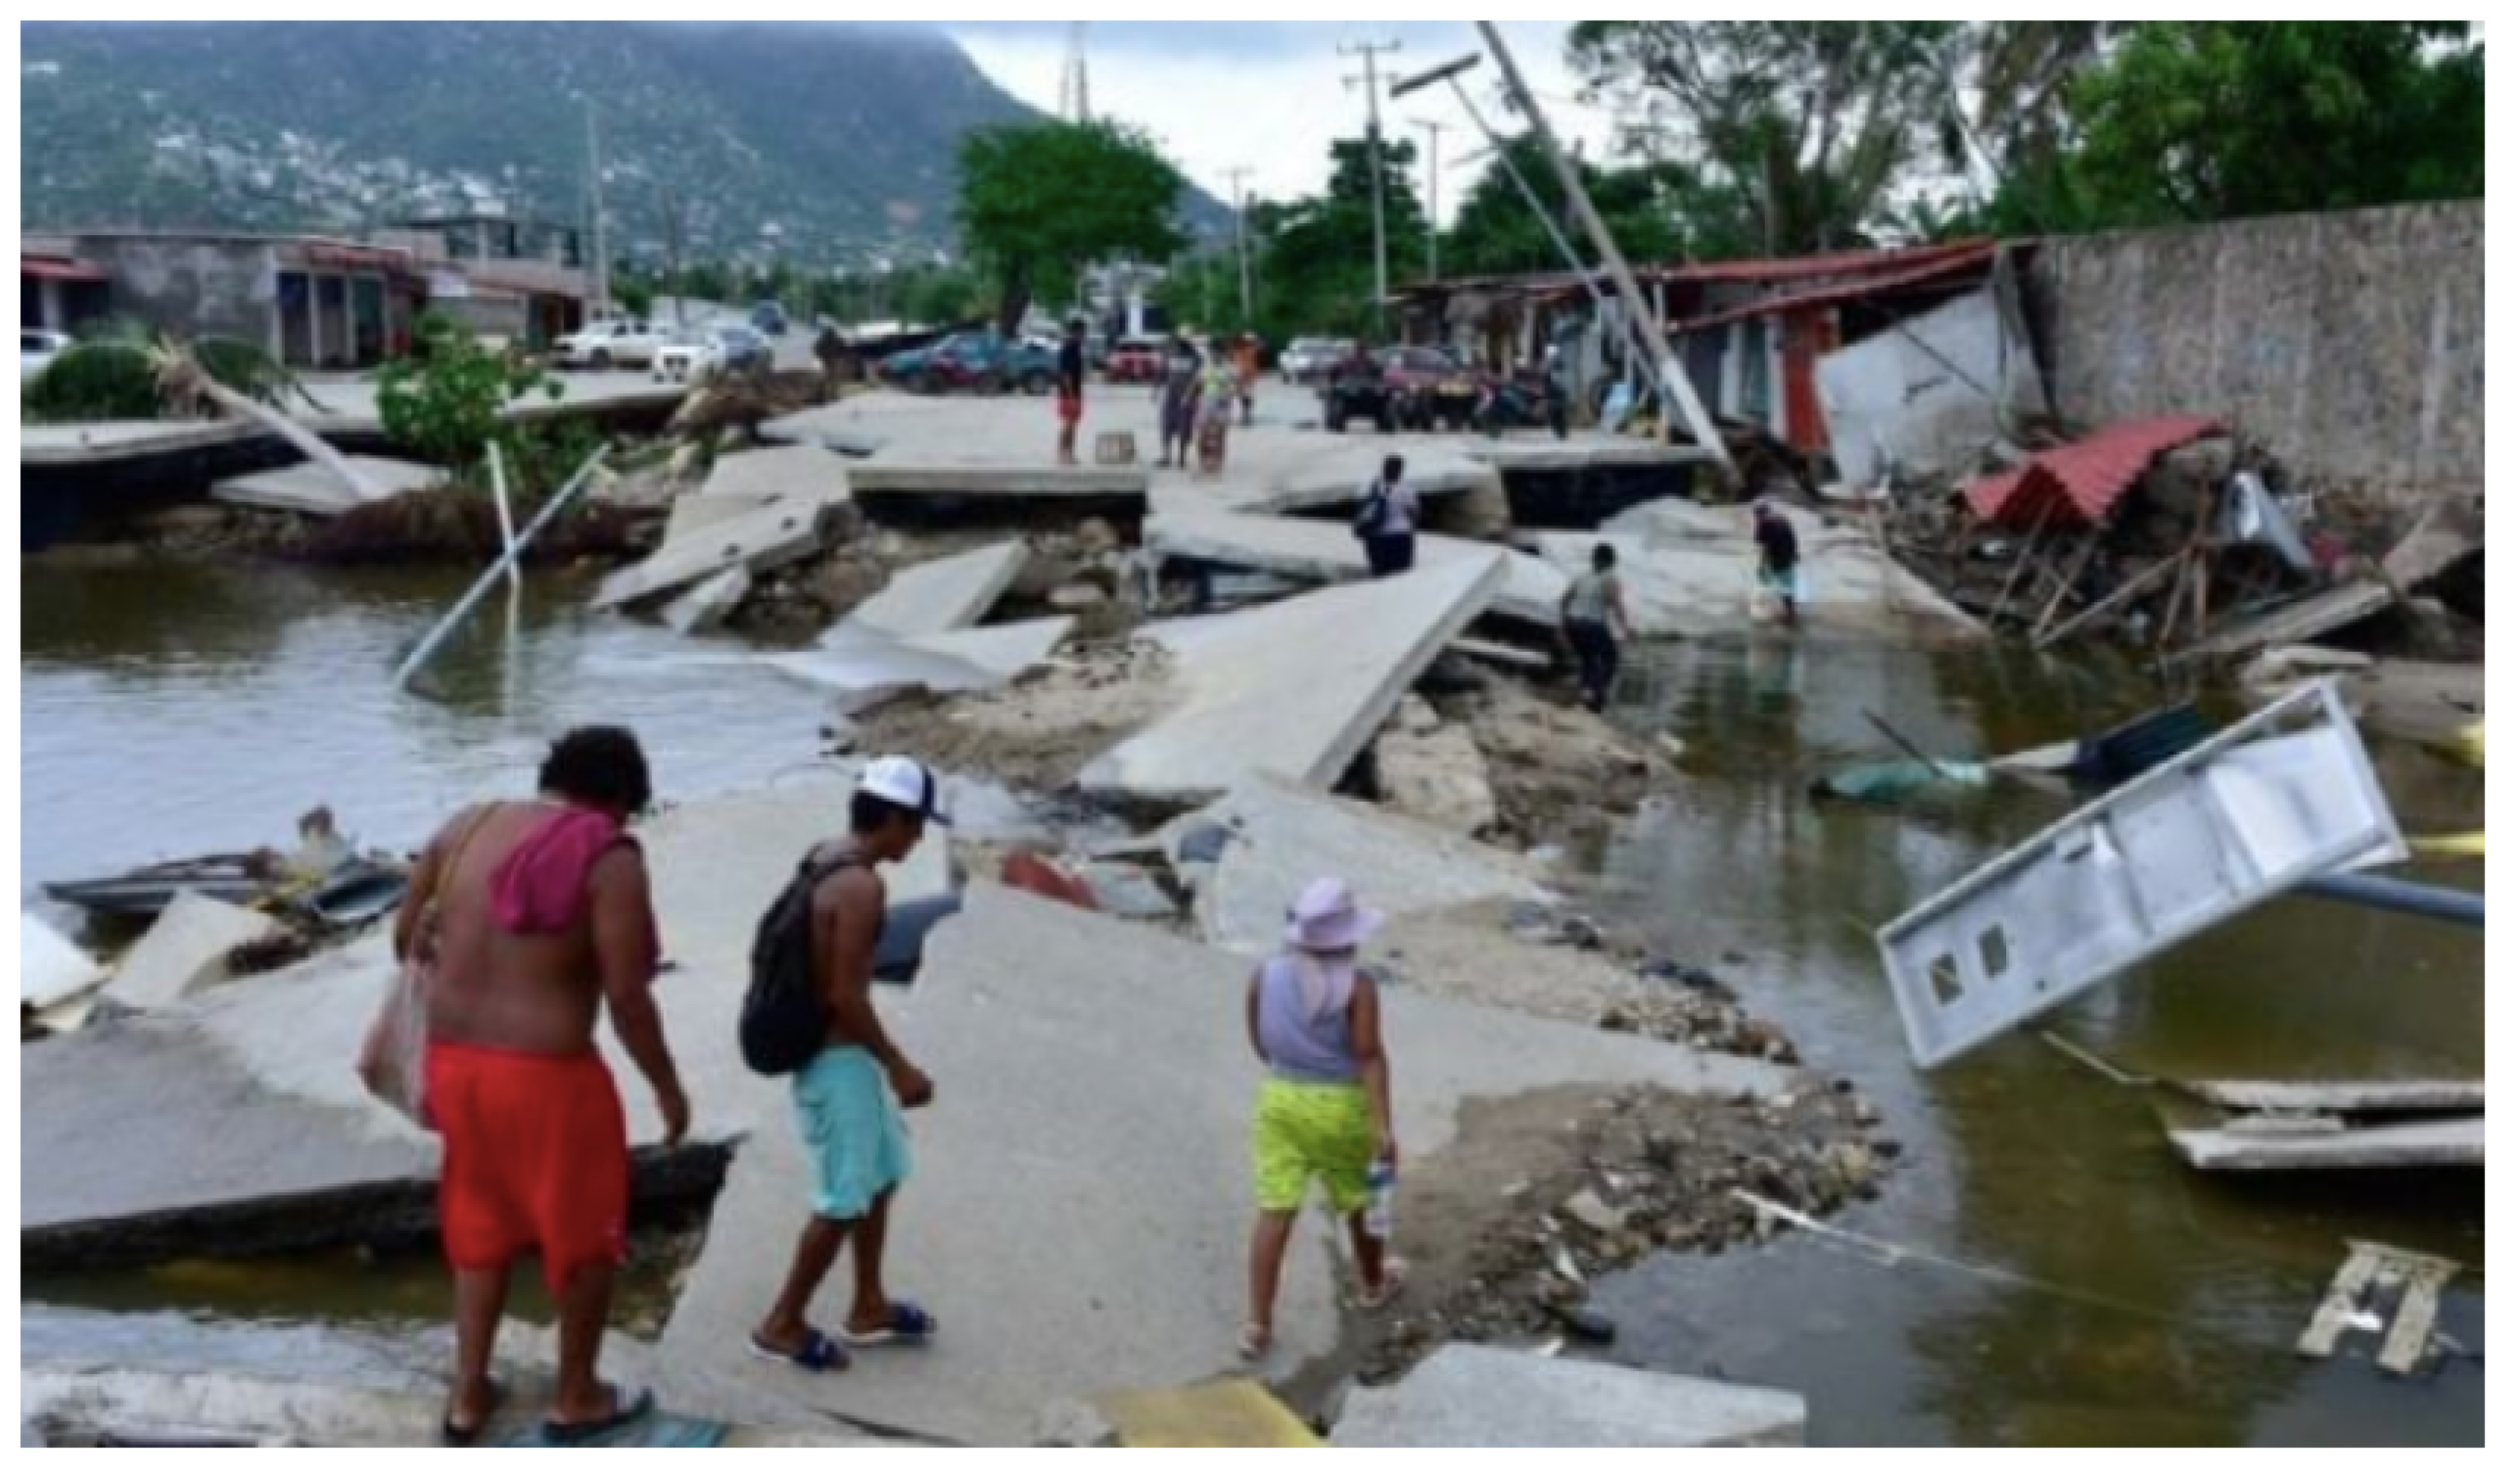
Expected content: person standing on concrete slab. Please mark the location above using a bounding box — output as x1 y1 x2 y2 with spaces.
1233 333 1264 428
1056 318 1089 467
752 758 950 1374
1198 343 1241 476
1355 456 1422 579
403 727 688 1446
1241 879 1403 1363
1157 334 1204 470
1562 543 1635 714
1754 503 1806 630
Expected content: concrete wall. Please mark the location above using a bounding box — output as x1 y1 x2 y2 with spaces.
2029 202 2482 505
71 236 277 353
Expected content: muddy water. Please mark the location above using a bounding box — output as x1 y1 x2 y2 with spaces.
1582 634 2483 1447
20 563 2484 1445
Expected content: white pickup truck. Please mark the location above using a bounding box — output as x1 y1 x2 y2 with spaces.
552 318 666 371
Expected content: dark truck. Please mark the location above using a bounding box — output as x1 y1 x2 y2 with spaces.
1321 347 1484 433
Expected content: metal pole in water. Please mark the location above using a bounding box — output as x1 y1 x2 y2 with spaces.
2294 873 2485 930
487 442 521 592
393 448 607 691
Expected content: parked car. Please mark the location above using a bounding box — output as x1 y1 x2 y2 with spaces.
1105 337 1166 385
654 323 775 385
21 329 71 383
879 331 1060 396
553 317 668 370
1280 337 1354 386
1321 347 1400 434
1380 347 1485 431
750 301 791 337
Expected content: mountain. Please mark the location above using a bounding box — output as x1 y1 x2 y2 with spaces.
19 22 1048 267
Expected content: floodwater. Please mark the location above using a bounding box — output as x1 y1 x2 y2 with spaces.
1583 634 2484 1447
19 561 2485 1445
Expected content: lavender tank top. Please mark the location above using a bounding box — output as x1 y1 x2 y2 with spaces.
1257 954 1363 1086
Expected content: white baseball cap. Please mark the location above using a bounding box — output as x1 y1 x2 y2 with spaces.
857 756 952 826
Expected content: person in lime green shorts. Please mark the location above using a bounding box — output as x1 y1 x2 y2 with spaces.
1241 878 1403 1363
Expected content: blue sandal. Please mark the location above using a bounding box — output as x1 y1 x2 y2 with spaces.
843 1302 939 1349
750 1329 852 1374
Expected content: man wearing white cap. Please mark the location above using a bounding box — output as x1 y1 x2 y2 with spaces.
751 758 951 1374
1239 877 1403 1363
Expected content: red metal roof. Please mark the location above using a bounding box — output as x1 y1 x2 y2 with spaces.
1966 417 2225 529
20 255 109 284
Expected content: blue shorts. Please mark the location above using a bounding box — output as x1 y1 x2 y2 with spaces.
792 1048 911 1222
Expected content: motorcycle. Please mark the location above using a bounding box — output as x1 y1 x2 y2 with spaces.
1477 370 1570 440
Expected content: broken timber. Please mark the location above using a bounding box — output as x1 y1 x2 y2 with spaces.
2297 1241 2465 1378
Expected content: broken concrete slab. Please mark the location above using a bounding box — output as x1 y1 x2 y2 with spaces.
1256 444 1512 535
1556 501 1985 640
1187 773 1543 958
660 566 752 637
2383 499 2485 592
765 619 1075 714
210 456 442 518
1332 1344 1806 1447
2170 1115 2483 1173
657 883 1794 1447
833 541 1029 642
1147 510 1567 626
844 465 1151 527
21 912 106 1012
697 444 855 505
2182 1080 2484 1117
99 892 284 1015
1083 555 1507 806
596 496 844 611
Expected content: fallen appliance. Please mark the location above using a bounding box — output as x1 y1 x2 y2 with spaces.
1877 681 2407 1070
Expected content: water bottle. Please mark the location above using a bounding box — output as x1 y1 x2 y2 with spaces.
1364 1158 1398 1242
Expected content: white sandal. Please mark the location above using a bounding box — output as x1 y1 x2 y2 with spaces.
1357 1257 1410 1312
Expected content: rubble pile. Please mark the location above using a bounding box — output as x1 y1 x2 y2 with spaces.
1361 1081 1895 1386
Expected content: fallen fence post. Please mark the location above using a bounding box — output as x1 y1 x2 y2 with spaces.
2033 549 2186 651
2293 873 2484 930
487 442 522 592
393 448 608 690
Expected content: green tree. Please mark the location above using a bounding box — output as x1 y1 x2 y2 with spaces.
958 120 1187 331
1571 21 1964 253
1250 136 1429 341
1442 134 1756 276
2064 22 2482 225
375 312 564 479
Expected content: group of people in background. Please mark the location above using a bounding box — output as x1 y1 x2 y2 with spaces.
1054 319 1264 475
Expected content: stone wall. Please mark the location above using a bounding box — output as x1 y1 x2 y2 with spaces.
2028 202 2482 507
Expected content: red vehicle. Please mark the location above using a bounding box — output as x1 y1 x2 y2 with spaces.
1105 337 1165 385
1379 346 1484 432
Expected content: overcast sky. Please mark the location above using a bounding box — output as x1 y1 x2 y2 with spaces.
939 21 1617 229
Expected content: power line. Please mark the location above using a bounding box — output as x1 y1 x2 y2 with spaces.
1340 38 1403 333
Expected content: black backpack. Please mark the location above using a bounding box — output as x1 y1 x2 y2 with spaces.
1354 481 1392 539
739 848 860 1077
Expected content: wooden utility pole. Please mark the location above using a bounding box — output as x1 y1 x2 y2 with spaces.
1476 23 1734 482
583 97 611 316
1340 38 1403 334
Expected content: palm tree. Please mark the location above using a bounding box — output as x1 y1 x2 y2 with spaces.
147 336 385 501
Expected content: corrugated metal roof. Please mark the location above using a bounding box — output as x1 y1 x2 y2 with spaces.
1645 238 2000 287
1966 417 2225 529
1668 244 2001 335
20 256 109 284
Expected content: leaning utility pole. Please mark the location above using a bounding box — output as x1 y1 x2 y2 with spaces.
1225 166 1256 326
1340 38 1403 333
1475 23 1734 482
1411 119 1448 280
583 98 612 316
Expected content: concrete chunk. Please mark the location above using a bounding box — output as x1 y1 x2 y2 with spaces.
100 892 284 1015
1332 1345 1807 1447
1540 514 1983 640
697 445 855 504
211 456 442 518
660 567 752 637
2171 1115 2484 1173
21 912 107 1012
766 619 1073 713
1084 556 1507 806
596 496 842 611
1148 510 1566 626
1188 773 1542 957
835 541 1029 641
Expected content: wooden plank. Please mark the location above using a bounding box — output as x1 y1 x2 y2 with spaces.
2175 1116 2484 1173
2183 580 2398 663
2380 1255 2462 1377
2035 550 2188 651
2030 532 2105 645
2182 1081 2485 1117
2298 1244 2385 1360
